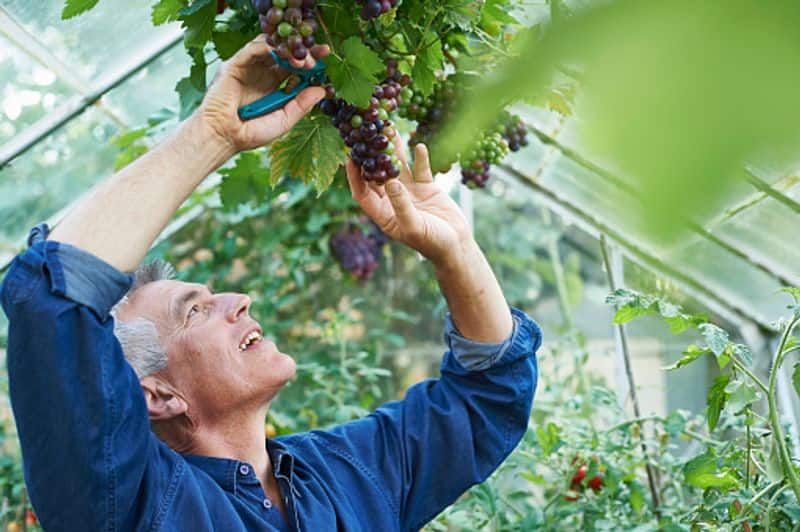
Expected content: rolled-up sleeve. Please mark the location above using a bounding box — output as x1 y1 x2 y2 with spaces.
0 224 155 531
307 307 541 531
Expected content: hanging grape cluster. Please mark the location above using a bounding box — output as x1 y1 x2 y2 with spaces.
320 60 411 184
499 111 528 152
401 77 458 173
330 220 388 280
254 0 319 60
459 131 509 188
356 0 401 20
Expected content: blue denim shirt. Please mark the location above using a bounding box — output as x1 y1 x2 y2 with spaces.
1 224 541 532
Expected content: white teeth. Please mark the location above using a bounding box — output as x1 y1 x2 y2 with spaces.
239 331 263 351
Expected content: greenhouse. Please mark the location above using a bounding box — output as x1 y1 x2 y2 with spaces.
1 0 800 530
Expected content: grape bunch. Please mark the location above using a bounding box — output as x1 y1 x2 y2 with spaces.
330 220 388 280
320 60 411 184
500 112 528 152
400 77 459 173
459 131 509 188
253 0 319 61
356 0 400 20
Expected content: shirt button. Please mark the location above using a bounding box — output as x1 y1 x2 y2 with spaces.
238 464 250 476
263 498 272 509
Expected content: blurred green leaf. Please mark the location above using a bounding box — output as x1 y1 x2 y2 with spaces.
438 0 800 242
707 374 730 432
61 0 100 19
684 451 737 489
152 0 186 25
664 345 709 371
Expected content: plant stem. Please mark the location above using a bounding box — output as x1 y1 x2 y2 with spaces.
767 315 800 501
764 483 790 531
600 235 661 514
732 357 769 395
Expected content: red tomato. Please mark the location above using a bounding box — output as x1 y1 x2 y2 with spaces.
587 475 604 492
570 465 587 486
563 489 580 502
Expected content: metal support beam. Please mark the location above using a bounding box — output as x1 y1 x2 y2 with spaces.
497 163 763 330
520 121 799 288
0 25 182 167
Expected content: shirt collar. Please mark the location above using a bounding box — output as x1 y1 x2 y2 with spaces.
267 437 295 481
181 439 295 493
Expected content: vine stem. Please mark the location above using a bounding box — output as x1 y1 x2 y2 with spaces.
731 357 769 395
600 235 661 514
767 314 800 502
764 483 790 531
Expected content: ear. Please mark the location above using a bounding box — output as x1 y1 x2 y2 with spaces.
140 376 188 422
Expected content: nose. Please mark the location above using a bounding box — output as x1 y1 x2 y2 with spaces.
224 293 251 322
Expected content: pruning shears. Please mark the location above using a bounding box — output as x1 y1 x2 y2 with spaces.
237 50 327 121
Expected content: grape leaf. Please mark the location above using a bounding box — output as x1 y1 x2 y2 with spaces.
175 49 207 119
180 0 216 49
707 374 730 432
269 113 347 193
443 0 482 30
326 37 384 107
152 0 186 25
212 28 256 60
683 452 738 489
219 152 270 210
412 31 444 97
179 0 213 16
61 0 100 19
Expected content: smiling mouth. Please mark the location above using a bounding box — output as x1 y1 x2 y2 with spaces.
238 330 263 352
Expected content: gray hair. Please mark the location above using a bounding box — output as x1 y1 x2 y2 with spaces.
111 260 176 378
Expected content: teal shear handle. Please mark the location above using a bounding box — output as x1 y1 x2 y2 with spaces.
238 51 327 121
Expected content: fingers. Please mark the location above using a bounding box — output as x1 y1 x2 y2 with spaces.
279 86 326 127
346 160 385 217
412 143 434 183
229 36 275 70
392 136 414 186
385 179 422 230
286 44 331 70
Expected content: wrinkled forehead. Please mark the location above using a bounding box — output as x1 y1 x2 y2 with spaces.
117 279 207 325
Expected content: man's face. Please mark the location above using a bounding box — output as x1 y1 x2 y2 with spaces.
117 280 296 420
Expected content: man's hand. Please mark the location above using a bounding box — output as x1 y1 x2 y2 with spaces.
346 142 473 269
347 141 512 342
198 36 329 154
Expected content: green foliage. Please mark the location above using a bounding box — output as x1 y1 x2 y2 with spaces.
61 0 100 19
683 451 737 490
151 0 186 25
325 37 386 107
268 113 347 193
218 151 271 210
438 0 800 243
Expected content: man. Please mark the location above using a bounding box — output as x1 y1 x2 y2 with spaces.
1 37 540 531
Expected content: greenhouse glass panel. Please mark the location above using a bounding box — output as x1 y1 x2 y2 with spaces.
103 44 188 125
0 106 118 264
0 33 75 146
0 0 179 82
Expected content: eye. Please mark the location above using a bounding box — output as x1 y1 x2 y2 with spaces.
187 304 200 319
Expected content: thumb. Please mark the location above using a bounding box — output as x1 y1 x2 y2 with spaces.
385 179 422 229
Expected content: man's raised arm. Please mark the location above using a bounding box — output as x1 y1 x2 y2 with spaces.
48 37 326 271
